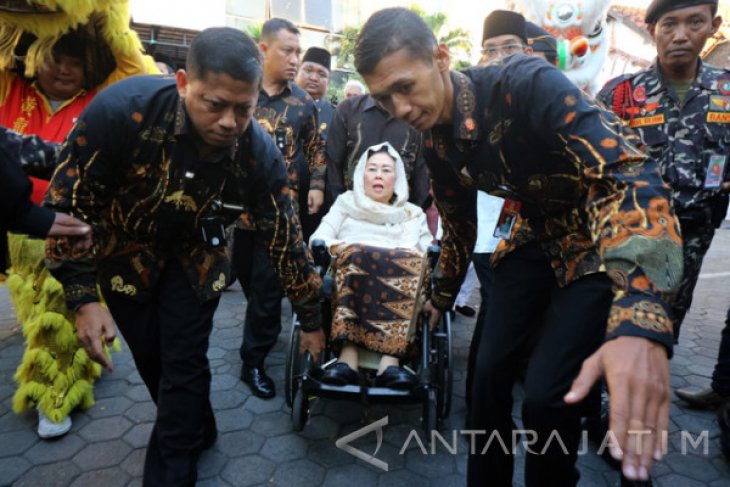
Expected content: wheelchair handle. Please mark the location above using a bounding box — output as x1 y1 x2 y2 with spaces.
427 245 441 270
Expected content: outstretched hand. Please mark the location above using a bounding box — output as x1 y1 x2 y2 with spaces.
564 336 670 482
75 302 117 372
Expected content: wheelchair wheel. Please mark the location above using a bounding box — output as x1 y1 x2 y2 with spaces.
435 312 453 420
422 387 438 434
292 387 309 432
285 319 301 408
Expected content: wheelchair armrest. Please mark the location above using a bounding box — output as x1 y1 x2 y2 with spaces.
311 239 331 270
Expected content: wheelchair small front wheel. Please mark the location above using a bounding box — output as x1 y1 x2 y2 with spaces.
422 387 438 434
285 319 302 408
292 387 309 432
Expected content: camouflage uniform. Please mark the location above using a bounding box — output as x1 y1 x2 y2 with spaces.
599 60 730 339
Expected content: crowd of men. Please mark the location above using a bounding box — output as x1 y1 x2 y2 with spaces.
2 0 730 485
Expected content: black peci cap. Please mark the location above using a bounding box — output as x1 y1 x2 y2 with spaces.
645 0 718 24
482 10 528 44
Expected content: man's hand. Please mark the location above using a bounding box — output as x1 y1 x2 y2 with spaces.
48 212 91 238
564 336 669 482
299 327 326 362
422 299 442 331
75 302 117 372
721 181 730 192
308 189 324 214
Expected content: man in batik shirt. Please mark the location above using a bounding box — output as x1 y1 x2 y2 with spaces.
44 28 324 485
355 8 683 486
233 18 326 399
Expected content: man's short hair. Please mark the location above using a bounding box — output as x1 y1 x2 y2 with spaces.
262 18 300 42
187 27 262 84
355 8 437 76
345 79 365 92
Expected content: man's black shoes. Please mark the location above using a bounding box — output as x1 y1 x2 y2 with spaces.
241 366 275 399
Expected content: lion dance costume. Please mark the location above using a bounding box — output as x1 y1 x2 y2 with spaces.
0 0 155 435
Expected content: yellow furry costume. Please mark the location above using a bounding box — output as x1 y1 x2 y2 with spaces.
1 0 155 424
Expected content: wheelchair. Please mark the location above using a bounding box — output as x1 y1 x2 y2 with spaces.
285 240 453 433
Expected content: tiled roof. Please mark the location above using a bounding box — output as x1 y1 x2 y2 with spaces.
608 4 647 31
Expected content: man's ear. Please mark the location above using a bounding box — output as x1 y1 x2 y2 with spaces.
259 40 268 58
176 69 188 98
647 23 656 40
434 43 451 72
711 15 723 35
524 46 534 56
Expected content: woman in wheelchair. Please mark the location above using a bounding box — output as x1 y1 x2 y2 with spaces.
309 142 433 389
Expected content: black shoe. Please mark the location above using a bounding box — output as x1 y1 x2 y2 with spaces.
321 362 359 386
374 366 416 390
455 305 476 317
241 366 275 399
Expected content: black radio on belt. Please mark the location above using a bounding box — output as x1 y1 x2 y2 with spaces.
200 216 226 247
274 119 287 152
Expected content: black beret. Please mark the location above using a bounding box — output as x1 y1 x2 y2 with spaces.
302 47 331 71
645 0 718 24
482 10 527 44
526 21 557 55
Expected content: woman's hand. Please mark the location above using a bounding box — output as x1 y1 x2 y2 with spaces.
299 327 326 362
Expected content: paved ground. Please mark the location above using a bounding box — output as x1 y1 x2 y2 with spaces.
1 230 729 486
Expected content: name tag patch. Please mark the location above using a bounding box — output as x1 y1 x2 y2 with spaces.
629 114 665 128
707 112 730 123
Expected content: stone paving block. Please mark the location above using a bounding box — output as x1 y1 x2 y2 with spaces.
298 414 341 441
0 409 33 433
664 452 721 482
216 429 265 457
210 389 246 410
269 458 325 487
197 478 234 487
93 379 133 400
78 416 133 442
404 447 456 478
69 467 130 487
23 433 85 464
13 461 81 487
307 438 356 468
123 422 153 448
251 412 294 437
260 433 308 462
0 428 38 457
210 373 238 392
321 463 378 487
655 473 711 487
125 401 157 424
125 384 151 402
127 369 144 385
376 469 428 487
73 439 132 470
215 406 253 432
120 447 146 477
0 455 31 484
198 449 228 480
242 395 284 415
126 478 143 487
86 396 133 419
221 454 275 486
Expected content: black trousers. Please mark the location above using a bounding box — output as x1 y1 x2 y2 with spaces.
106 259 219 487
232 228 284 367
465 252 494 423
468 243 613 487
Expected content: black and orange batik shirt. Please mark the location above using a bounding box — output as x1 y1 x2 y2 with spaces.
44 76 322 330
426 56 683 354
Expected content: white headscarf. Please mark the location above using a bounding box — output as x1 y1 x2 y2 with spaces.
335 142 419 225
